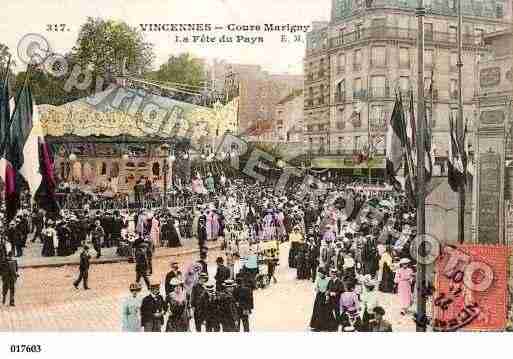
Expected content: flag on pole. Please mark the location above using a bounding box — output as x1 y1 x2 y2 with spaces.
0 57 14 184
448 115 465 192
34 139 59 214
5 78 43 198
385 94 407 189
463 119 474 182
423 107 433 183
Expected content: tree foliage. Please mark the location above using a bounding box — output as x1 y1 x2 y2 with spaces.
73 17 155 82
147 53 206 88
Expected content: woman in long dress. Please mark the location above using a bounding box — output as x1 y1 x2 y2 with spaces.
394 258 414 315
309 268 336 331
378 247 395 293
166 278 190 332
121 283 142 332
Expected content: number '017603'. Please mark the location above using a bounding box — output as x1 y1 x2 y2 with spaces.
10 345 42 353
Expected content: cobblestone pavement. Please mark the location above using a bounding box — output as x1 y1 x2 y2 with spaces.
0 243 415 332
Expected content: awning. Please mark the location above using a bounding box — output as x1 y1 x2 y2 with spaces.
311 156 386 169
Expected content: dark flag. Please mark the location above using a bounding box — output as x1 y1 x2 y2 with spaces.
34 139 59 214
448 115 465 192
385 94 407 189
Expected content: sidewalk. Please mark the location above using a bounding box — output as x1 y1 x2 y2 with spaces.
18 239 221 269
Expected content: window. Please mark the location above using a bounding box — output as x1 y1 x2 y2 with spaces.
353 78 362 97
399 47 410 68
475 28 484 44
449 26 457 42
371 18 386 28
309 87 313 98
425 49 434 68
450 52 457 70
337 108 345 122
370 75 386 97
425 23 433 40
336 80 345 101
450 79 458 98
449 0 457 10
424 77 432 91
337 53 346 73
354 49 362 70
371 105 385 130
371 46 386 67
399 76 410 93
354 136 361 151
355 24 362 40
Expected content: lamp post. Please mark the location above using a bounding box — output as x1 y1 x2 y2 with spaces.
161 143 171 208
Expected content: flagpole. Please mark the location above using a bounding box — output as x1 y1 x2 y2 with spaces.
415 0 427 332
457 0 465 244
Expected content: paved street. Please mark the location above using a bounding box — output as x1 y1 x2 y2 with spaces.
0 242 415 331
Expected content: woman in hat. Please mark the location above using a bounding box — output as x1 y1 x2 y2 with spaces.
166 277 191 332
395 258 414 315
288 226 304 268
121 283 143 332
309 267 336 331
41 220 57 257
378 246 395 293
359 275 379 331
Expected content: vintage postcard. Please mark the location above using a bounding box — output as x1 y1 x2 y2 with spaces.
0 0 512 346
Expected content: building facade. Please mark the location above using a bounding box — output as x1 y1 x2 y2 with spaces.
274 89 304 142
304 0 512 163
207 60 303 134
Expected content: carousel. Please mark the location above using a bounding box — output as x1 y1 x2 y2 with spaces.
38 84 239 207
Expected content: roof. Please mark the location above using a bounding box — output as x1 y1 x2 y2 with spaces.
39 86 238 140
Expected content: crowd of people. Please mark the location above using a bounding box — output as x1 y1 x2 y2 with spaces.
0 168 420 331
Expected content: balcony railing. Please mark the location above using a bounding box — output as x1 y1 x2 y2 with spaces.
353 89 367 100
368 87 390 99
337 66 345 74
329 26 484 49
353 63 362 72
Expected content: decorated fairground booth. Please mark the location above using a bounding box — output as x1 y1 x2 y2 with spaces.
38 85 239 207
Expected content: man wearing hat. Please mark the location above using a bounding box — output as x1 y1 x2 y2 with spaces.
218 279 239 332
73 245 91 290
91 219 104 259
234 276 254 332
196 251 208 275
214 257 231 291
203 283 221 332
191 273 209 332
326 268 345 331
141 282 167 332
369 306 392 332
135 244 151 290
1 250 18 306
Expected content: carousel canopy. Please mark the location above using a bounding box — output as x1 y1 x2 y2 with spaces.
38 85 238 144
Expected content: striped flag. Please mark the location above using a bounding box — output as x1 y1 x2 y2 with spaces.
463 119 474 182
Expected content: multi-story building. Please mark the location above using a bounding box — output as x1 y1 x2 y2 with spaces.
207 60 303 134
274 89 304 142
304 0 512 166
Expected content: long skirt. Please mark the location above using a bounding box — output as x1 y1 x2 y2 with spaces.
309 292 337 331
288 242 302 268
379 262 395 293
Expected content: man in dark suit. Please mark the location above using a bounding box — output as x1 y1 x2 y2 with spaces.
1 251 18 306
327 268 345 331
191 273 208 332
91 220 104 259
140 283 167 332
73 245 91 290
214 257 230 291
135 245 151 289
197 251 208 274
234 276 254 332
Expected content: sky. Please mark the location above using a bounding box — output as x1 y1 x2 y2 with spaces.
0 0 331 75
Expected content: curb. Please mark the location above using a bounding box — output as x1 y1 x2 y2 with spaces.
20 243 222 269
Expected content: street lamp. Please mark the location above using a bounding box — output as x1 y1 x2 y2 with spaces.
161 143 171 208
